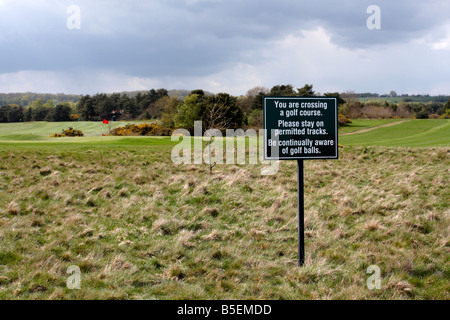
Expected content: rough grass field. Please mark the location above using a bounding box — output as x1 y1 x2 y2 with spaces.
0 120 449 300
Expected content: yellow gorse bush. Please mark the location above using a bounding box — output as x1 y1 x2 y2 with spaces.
338 113 352 127
50 127 84 138
110 123 173 136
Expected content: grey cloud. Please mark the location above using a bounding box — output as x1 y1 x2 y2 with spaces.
0 0 449 78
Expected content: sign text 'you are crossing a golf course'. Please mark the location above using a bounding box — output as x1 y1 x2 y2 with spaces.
264 97 338 160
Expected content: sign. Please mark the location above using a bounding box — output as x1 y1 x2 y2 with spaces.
264 97 338 160
263 96 339 266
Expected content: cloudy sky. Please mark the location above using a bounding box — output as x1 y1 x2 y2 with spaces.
0 0 449 96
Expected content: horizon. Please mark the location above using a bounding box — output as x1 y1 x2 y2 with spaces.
0 89 449 98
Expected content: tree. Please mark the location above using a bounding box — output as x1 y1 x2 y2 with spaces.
248 109 263 128
413 104 429 119
78 95 96 121
269 84 296 96
324 92 346 109
250 92 266 111
238 86 269 115
297 84 315 96
0 105 9 122
174 94 203 133
341 91 361 118
138 89 169 117
203 99 232 175
444 98 450 112
6 104 24 122
53 104 72 121
30 99 51 121
93 93 109 119
159 97 181 128
203 93 243 130
24 107 33 122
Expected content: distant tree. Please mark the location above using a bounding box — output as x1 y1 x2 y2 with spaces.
24 107 33 122
395 102 413 118
444 98 450 112
158 97 181 128
341 91 362 118
203 93 243 130
412 104 429 119
6 104 25 122
269 84 297 96
78 95 96 121
53 104 72 121
44 100 55 109
238 86 269 115
93 93 109 119
31 98 51 121
175 94 203 133
324 92 346 109
190 89 205 96
297 84 315 96
247 86 269 98
0 105 9 122
138 89 169 117
248 109 263 128
243 86 269 112
250 92 266 111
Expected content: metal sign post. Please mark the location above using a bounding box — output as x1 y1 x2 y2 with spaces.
264 96 338 267
297 160 305 266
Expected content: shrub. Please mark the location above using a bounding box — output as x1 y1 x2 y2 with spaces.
361 105 394 118
50 127 84 138
338 113 352 127
439 109 450 119
110 123 173 136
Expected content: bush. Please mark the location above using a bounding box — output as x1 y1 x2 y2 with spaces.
361 105 394 118
50 127 84 138
110 123 173 136
439 109 450 119
338 113 352 127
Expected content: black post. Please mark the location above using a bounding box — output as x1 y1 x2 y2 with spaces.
297 160 305 266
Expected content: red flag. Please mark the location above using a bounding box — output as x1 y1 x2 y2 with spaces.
103 119 109 124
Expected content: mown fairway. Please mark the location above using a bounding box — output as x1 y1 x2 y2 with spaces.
340 119 450 147
0 121 153 141
0 120 448 299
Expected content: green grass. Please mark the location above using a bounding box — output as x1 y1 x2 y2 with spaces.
340 119 450 147
0 121 155 142
0 120 448 300
338 119 404 134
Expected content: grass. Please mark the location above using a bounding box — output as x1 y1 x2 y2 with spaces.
0 121 155 142
0 120 449 300
338 119 404 134
340 119 450 147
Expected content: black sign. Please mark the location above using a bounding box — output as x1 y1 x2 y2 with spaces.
264 97 338 160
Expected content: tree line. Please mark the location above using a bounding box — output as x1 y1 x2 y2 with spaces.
1 85 449 125
0 100 75 123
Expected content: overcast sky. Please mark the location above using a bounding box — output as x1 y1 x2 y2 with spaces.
0 0 449 96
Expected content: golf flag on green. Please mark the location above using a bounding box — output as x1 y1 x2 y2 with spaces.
103 119 109 124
